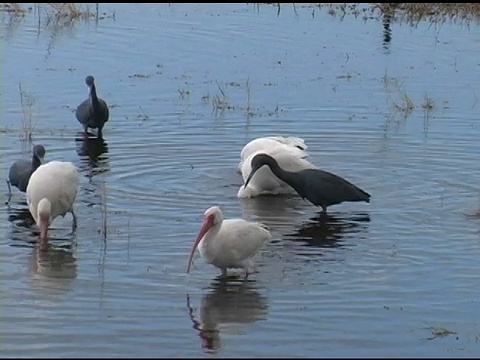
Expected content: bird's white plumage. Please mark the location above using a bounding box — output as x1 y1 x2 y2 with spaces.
199 218 270 269
237 136 308 173
187 206 271 276
26 161 79 239
237 147 317 198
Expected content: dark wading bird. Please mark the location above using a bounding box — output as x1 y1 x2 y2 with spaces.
6 144 46 205
76 75 109 138
244 153 371 213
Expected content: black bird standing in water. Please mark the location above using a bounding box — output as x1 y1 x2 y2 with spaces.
244 153 371 213
76 75 109 138
6 144 46 205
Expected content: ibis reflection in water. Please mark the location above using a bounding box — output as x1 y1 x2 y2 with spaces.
186 278 269 353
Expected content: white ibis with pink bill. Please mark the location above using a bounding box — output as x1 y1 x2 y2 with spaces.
26 161 79 247
186 206 271 278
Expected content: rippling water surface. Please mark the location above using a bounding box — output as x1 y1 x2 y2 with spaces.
2 3 480 357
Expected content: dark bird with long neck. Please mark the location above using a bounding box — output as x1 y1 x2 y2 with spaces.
244 153 371 213
6 144 46 205
75 75 109 138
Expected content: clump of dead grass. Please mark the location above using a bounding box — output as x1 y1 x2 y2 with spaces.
1 3 98 20
347 3 480 25
0 3 26 14
391 3 480 23
260 3 480 25
18 82 37 140
45 3 94 20
382 69 438 121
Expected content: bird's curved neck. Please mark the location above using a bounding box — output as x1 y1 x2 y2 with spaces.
31 153 42 171
201 222 221 252
265 159 296 185
89 84 100 108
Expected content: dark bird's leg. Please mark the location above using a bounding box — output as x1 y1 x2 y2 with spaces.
6 178 12 205
318 210 330 223
83 123 89 135
97 127 103 139
71 208 77 231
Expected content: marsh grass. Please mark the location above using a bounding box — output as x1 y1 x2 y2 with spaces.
178 88 190 100
1 3 98 19
0 3 99 22
18 82 37 140
260 3 480 25
1 3 112 38
245 77 254 117
0 3 25 14
212 80 233 115
381 68 439 121
209 79 280 118
137 106 150 121
391 92 415 116
421 93 436 112
383 3 480 24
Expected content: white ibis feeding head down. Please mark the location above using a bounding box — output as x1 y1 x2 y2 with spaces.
26 161 79 246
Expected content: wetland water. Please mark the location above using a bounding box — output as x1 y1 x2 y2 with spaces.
1 3 480 357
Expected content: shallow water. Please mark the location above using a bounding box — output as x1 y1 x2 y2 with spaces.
2 3 480 357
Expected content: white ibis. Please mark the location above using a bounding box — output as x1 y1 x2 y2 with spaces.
237 146 317 198
237 136 308 173
26 161 79 246
76 75 109 138
6 144 46 204
186 206 271 277
244 153 371 213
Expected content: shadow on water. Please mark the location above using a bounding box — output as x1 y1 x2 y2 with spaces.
239 195 371 248
6 204 40 247
7 203 77 249
284 211 371 248
7 202 35 229
27 242 77 295
75 132 110 178
186 278 269 354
